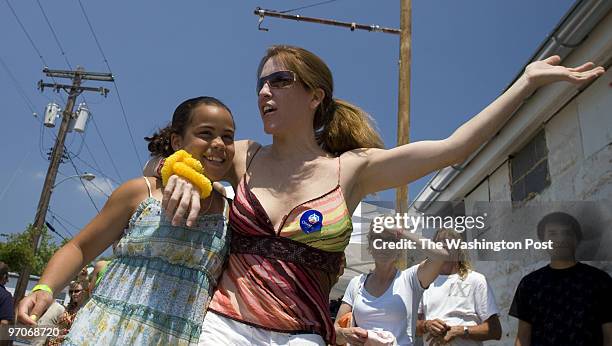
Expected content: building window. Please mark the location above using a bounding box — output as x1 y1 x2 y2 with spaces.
510 130 550 201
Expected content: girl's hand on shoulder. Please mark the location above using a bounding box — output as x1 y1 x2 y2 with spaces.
162 175 201 227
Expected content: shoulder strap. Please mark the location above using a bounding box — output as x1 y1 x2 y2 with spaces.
142 176 153 198
222 195 231 219
337 156 342 186
246 145 263 171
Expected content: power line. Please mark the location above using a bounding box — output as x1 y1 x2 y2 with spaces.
40 121 61 162
66 153 100 213
76 0 110 71
35 0 110 176
8 0 118 181
21 0 137 183
5 0 47 66
77 0 143 169
80 137 119 192
38 119 48 161
16 1 124 185
0 149 31 204
71 132 87 158
4 0 66 104
280 0 341 13
69 149 120 187
110 83 143 167
35 0 72 69
47 209 78 238
35 0 97 162
73 110 123 187
87 179 111 198
45 219 69 241
81 139 103 174
0 55 37 115
90 116 124 182
48 208 80 234
51 218 72 239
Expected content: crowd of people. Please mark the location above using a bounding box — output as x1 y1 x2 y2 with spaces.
7 44 608 345
0 263 93 346
334 212 612 346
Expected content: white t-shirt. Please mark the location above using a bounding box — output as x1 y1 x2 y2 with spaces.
418 271 499 346
342 264 425 346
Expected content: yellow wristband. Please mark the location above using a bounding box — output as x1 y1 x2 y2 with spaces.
32 284 53 295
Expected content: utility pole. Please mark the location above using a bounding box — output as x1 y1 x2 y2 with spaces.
395 0 411 214
254 1 412 213
13 67 113 304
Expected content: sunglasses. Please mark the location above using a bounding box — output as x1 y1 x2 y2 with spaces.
256 70 297 94
69 289 83 294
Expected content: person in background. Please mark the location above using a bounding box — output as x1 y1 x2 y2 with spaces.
417 229 501 346
0 262 14 346
77 267 89 283
334 223 450 346
44 280 88 346
329 297 343 322
18 96 234 345
161 45 604 345
88 243 118 295
0 262 13 325
88 260 109 293
510 212 612 346
28 301 65 346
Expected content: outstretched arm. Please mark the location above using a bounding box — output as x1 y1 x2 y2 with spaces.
16 178 146 325
354 57 604 197
392 228 449 288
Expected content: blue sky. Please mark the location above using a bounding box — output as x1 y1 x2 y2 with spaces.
1 0 575 244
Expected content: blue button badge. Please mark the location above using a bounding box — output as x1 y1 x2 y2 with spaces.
300 210 323 234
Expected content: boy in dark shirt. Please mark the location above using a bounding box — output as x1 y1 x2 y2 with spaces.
509 212 612 346
0 262 13 325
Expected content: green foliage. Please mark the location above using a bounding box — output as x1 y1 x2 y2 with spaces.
0 224 67 275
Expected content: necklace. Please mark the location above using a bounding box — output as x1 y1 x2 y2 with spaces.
200 191 215 215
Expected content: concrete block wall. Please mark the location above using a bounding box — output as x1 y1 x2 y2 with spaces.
465 73 612 345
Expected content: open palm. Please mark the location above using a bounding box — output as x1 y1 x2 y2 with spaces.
524 55 605 87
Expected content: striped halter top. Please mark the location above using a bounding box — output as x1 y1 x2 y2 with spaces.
208 149 352 344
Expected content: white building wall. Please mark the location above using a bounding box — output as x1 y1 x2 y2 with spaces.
465 68 612 345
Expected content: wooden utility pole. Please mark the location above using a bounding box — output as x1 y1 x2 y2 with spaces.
13 67 112 303
254 2 411 213
395 0 411 214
